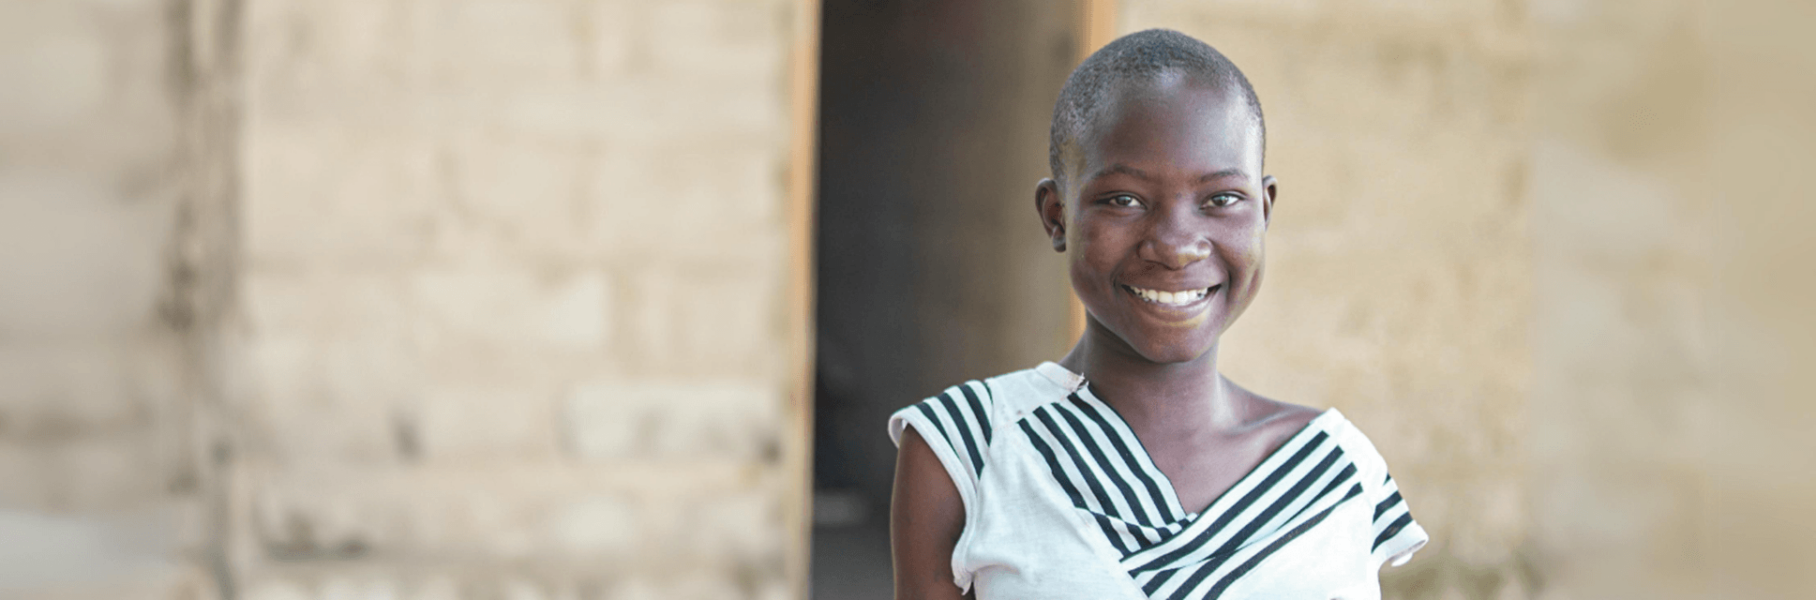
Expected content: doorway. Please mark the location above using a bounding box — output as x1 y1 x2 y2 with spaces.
809 0 1088 596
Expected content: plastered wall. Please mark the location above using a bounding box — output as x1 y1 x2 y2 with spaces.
1116 1 1535 596
1118 1 1816 599
1530 0 1816 598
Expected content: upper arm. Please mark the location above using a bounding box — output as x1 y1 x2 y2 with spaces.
891 425 973 600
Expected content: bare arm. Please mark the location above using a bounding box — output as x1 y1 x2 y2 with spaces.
891 426 974 600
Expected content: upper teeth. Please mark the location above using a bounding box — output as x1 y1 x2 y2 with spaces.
1129 286 1210 306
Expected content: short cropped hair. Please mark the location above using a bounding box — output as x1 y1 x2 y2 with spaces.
1048 29 1265 185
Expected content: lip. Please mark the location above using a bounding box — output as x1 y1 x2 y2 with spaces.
1119 282 1222 317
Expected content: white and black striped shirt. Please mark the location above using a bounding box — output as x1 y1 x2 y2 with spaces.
889 362 1427 600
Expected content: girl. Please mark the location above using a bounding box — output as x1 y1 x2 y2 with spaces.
889 30 1426 600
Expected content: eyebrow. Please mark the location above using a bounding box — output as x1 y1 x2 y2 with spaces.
1090 163 1152 181
1197 168 1248 183
1089 164 1250 183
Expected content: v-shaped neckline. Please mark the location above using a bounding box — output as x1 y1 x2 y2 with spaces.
1019 363 1374 598
1033 361 1340 525
1069 382 1339 524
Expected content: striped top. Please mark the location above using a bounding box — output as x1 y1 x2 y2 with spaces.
888 362 1427 600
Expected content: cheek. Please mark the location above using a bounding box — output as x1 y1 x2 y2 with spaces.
1067 223 1137 317
1068 243 1118 303
1070 220 1125 271
1065 230 1102 290
1219 225 1268 286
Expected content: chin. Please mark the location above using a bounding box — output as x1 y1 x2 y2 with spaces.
1127 335 1219 365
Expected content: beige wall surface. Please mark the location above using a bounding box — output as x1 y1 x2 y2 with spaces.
1 0 815 599
1118 1 1535 595
1120 0 1816 599
2 0 1813 599
1532 0 1816 598
235 0 814 598
1529 1 1714 596
0 0 207 597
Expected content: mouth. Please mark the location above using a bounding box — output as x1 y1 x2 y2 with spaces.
1121 283 1221 307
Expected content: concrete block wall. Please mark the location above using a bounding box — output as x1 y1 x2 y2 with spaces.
0 0 214 598
235 1 810 599
0 0 813 598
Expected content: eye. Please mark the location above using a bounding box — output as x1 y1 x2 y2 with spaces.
1206 193 1244 208
1106 194 1144 208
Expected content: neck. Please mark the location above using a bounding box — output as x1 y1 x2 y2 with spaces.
1057 317 1244 434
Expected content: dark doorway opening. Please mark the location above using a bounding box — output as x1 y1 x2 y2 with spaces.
810 1 1083 597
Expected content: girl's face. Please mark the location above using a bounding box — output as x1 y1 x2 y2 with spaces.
1041 78 1275 365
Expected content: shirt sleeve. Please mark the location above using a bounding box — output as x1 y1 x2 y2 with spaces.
1368 470 1429 568
888 380 996 500
887 380 996 591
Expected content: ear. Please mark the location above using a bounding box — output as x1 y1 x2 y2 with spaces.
1261 175 1279 228
1035 178 1067 252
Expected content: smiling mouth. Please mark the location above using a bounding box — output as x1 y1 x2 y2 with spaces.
1123 284 1220 306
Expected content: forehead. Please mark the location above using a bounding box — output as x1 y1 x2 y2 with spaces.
1077 78 1262 182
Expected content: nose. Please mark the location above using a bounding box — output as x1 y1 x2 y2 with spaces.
1137 203 1212 269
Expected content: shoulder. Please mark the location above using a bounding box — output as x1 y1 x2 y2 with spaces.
887 365 1077 472
885 368 1045 475
1317 412 1428 566
1313 408 1391 471
1258 400 1324 434
1291 408 1430 562
1232 387 1399 483
888 366 1076 437
1229 381 1325 449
